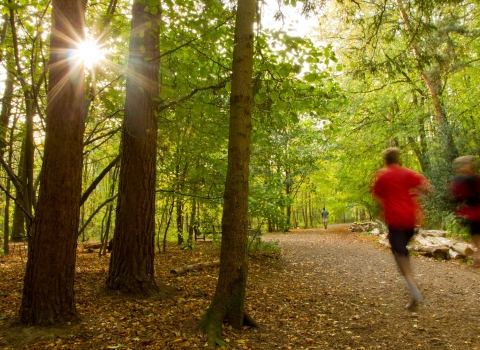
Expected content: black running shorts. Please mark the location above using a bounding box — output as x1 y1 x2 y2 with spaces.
387 226 415 256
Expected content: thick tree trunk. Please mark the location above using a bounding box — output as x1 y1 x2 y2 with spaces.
106 0 161 295
199 0 257 345
20 0 86 325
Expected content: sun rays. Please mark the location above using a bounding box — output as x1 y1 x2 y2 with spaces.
75 35 106 69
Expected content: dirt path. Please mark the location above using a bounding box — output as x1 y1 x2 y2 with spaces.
256 225 480 349
1 225 480 349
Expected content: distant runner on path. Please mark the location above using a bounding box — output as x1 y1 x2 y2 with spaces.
371 147 432 310
321 207 329 229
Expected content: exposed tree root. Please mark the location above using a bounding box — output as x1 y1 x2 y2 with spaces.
243 311 259 328
201 311 259 348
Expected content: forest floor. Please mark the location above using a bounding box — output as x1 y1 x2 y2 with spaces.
1 224 480 349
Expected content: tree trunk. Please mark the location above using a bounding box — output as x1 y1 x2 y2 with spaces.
303 190 308 228
175 162 188 245
0 57 13 157
20 0 86 325
100 165 118 256
199 0 257 345
80 161 88 242
106 0 161 295
285 181 292 231
308 192 313 228
187 197 196 248
8 0 36 222
11 140 26 242
1 54 14 253
3 119 15 252
163 197 175 253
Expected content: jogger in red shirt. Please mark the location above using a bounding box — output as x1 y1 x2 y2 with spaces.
372 148 432 309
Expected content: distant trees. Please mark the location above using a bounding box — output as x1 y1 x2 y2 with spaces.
316 0 480 225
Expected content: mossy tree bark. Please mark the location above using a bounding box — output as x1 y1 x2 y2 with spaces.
19 0 86 325
199 0 258 345
106 0 161 294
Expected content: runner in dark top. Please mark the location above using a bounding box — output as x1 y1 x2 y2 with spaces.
448 155 480 265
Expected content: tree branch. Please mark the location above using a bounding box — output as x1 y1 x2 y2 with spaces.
0 182 33 223
80 155 120 206
159 80 228 111
77 194 118 238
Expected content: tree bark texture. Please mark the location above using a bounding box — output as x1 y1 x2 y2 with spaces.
106 0 161 294
200 0 256 344
20 0 86 325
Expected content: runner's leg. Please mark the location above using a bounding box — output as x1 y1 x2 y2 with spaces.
470 222 480 265
388 227 422 308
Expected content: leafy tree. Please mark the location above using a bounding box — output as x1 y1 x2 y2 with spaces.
199 0 258 345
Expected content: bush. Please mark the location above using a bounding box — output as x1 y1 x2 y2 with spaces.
444 212 471 241
208 229 282 258
249 239 281 257
248 230 281 257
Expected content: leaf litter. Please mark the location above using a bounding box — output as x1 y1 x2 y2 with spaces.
0 224 480 349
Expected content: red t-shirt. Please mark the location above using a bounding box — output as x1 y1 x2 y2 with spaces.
372 165 428 229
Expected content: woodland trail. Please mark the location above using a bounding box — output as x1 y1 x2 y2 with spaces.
259 224 480 349
1 224 480 349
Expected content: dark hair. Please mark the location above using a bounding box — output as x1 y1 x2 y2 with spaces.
383 147 400 165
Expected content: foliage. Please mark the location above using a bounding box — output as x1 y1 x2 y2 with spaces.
444 212 471 240
3 0 480 260
248 235 282 258
312 0 480 228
